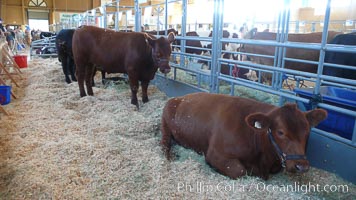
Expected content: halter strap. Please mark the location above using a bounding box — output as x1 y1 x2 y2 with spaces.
267 129 307 168
151 49 169 66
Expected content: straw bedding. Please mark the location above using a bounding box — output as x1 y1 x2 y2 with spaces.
0 57 354 199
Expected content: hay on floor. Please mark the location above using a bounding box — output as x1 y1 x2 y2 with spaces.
0 57 354 199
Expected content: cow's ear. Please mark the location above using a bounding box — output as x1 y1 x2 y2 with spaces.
167 32 175 43
245 113 271 131
305 109 327 127
144 33 156 47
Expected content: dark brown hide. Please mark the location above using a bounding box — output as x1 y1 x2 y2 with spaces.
241 31 341 80
175 31 203 55
55 29 76 84
161 93 327 180
72 26 175 108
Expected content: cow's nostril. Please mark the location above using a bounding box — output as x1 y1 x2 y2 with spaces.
295 164 309 172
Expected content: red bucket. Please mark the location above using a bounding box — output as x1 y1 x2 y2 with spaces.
13 55 28 68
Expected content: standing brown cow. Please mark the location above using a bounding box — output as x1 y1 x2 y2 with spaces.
241 30 341 82
72 25 175 108
161 93 327 180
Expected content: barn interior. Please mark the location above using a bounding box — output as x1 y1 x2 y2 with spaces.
0 0 355 199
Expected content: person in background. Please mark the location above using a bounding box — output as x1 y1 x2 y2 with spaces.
15 27 26 50
25 25 32 46
5 24 15 48
0 18 6 36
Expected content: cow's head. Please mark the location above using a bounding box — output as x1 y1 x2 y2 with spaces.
245 104 327 174
145 32 175 74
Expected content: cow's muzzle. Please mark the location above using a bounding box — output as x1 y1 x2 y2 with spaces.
267 129 308 170
158 58 171 74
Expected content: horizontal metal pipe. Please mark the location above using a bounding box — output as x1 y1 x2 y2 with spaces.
172 51 210 60
312 128 355 147
283 57 319 65
222 37 356 53
218 58 319 78
218 75 310 104
317 103 356 117
323 62 356 70
175 36 212 42
140 0 182 8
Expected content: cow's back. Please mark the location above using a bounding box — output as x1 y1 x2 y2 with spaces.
163 93 275 154
72 26 152 74
56 29 75 55
243 31 341 73
324 33 356 80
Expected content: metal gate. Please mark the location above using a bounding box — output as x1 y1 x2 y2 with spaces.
58 0 356 183
149 0 356 183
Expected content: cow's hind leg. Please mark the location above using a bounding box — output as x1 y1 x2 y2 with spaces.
85 64 95 96
76 65 87 97
69 58 77 82
62 56 71 84
128 76 139 109
205 147 247 179
141 80 150 103
160 117 174 160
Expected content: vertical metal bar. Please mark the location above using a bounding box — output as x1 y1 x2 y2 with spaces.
165 0 168 35
156 8 160 31
115 3 119 31
275 3 286 89
313 0 332 106
295 21 299 33
134 0 141 32
180 0 187 69
352 120 356 144
211 0 223 93
278 0 291 106
311 22 316 32
103 6 107 28
272 5 283 89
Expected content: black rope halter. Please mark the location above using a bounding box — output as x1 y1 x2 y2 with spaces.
267 129 307 168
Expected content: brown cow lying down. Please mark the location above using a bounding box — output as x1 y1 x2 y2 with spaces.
161 93 327 180
72 25 175 109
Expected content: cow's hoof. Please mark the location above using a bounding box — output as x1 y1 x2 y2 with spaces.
80 93 87 97
131 99 139 110
142 96 149 103
131 98 138 105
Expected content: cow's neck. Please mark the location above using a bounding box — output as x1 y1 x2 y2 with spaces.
257 131 283 173
151 49 160 68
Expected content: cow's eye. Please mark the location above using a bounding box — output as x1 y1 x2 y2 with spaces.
277 131 284 136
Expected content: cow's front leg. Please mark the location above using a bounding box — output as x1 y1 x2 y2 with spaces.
129 77 139 109
141 80 149 103
205 147 247 179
